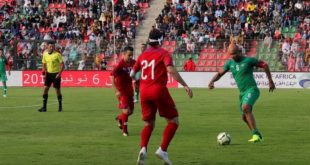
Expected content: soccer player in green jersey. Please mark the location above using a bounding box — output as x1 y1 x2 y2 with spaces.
208 43 276 143
0 49 11 98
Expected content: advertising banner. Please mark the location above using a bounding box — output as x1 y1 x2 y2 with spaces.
22 71 178 88
0 71 22 87
179 72 310 89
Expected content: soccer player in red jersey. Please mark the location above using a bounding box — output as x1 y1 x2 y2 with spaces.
111 46 135 137
131 30 193 165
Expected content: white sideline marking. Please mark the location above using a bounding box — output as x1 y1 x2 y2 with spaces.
0 102 57 109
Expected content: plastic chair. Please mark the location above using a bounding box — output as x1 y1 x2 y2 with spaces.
176 54 185 59
198 60 206 66
185 54 192 59
192 54 199 60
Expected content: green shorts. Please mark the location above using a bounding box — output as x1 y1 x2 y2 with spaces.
0 72 7 82
239 87 260 114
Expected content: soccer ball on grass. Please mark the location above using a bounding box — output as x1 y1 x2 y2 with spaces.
217 132 231 145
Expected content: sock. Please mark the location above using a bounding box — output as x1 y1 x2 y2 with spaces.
57 95 62 108
3 86 7 95
161 122 178 152
43 94 48 108
252 129 262 139
135 91 139 100
117 114 122 121
140 125 154 148
121 113 128 133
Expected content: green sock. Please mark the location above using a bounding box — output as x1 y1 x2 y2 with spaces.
2 87 7 95
252 129 262 139
134 91 139 100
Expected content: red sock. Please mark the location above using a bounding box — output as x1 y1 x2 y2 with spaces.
122 113 128 133
140 125 153 148
161 122 178 151
117 114 122 121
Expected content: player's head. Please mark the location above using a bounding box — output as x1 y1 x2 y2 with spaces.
123 46 134 62
148 29 163 47
47 41 56 54
228 43 242 62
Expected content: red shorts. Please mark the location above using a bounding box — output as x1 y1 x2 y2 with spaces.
118 95 134 110
140 87 178 121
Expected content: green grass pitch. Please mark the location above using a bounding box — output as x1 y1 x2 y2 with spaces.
0 88 309 165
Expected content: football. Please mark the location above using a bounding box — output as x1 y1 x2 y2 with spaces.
217 132 231 145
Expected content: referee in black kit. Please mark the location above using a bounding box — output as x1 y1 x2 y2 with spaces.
38 41 64 112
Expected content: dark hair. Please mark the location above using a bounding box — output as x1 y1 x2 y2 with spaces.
123 46 134 52
47 40 56 45
148 29 162 47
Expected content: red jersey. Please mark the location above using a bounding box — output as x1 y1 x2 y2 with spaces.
133 47 173 90
111 59 135 93
183 59 196 71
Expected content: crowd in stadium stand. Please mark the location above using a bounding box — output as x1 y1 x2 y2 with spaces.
0 0 149 70
155 0 309 71
0 0 310 71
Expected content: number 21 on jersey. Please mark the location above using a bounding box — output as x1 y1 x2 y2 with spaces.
141 60 155 80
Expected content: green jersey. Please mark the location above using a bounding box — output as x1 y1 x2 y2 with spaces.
0 56 7 72
223 56 259 93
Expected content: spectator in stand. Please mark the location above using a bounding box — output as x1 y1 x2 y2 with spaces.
291 40 304 71
95 54 102 70
101 59 107 71
78 55 86 70
183 57 196 72
305 48 310 67
281 39 291 65
263 33 273 52
186 40 195 53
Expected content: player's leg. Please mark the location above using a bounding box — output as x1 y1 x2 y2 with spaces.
54 76 62 112
38 86 50 112
120 106 134 136
2 81 7 97
241 89 262 142
134 81 140 103
137 100 156 165
1 73 8 97
117 95 134 136
154 117 177 165
137 120 155 165
39 73 53 112
55 88 62 112
156 90 178 165
242 104 262 142
240 95 251 129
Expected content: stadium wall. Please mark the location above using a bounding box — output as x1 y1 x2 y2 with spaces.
0 71 309 89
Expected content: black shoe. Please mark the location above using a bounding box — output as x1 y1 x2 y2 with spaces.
38 107 46 112
58 107 62 112
115 116 122 130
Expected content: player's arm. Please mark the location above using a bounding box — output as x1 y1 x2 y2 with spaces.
167 66 193 98
111 75 121 97
56 54 64 78
111 63 121 96
42 53 47 77
256 60 275 92
56 62 64 78
130 59 140 78
208 69 229 89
